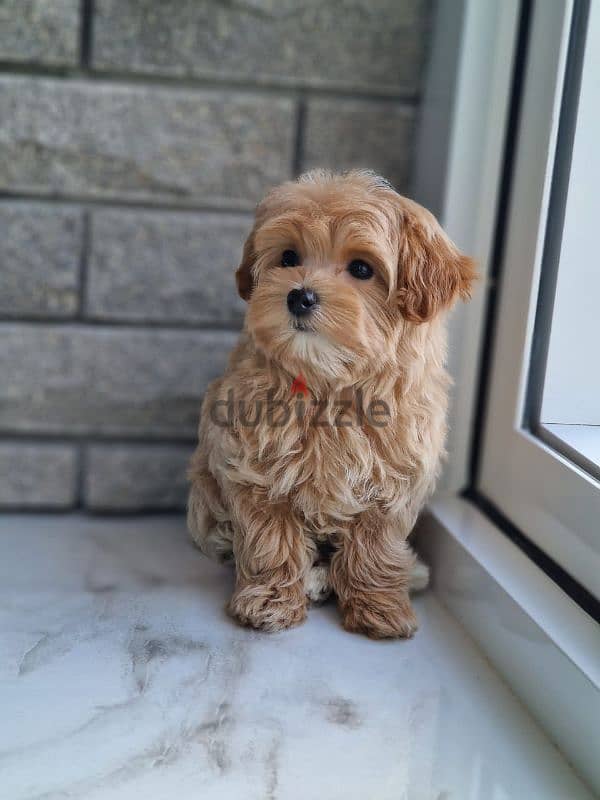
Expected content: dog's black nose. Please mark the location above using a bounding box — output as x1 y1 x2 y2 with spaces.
287 288 319 317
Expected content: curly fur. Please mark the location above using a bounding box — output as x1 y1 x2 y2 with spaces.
188 170 475 638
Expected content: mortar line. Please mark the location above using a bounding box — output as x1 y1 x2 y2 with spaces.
0 63 420 103
0 316 242 331
77 209 91 319
79 0 94 68
0 191 256 215
292 95 307 177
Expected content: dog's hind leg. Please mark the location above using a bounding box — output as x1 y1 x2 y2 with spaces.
303 554 429 604
305 564 332 604
409 556 430 592
187 467 233 562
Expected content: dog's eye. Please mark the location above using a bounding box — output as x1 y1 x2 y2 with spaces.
348 259 373 280
281 249 300 267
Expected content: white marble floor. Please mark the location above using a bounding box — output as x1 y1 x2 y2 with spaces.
0 515 593 800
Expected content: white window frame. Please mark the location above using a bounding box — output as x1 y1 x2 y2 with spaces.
413 0 521 495
478 0 600 600
413 1 600 793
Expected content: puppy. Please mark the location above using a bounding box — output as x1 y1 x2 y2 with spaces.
188 170 474 638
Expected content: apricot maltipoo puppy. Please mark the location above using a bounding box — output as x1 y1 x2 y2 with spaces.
188 170 474 638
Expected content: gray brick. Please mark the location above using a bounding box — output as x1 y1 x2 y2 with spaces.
84 443 193 511
87 210 249 324
0 205 82 317
92 0 427 95
0 325 238 437
0 0 80 67
303 99 416 193
0 77 295 207
0 442 77 508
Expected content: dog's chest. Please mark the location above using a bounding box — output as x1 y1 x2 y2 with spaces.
279 427 374 526
234 404 409 531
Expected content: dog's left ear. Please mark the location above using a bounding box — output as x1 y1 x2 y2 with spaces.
396 200 476 323
235 227 256 301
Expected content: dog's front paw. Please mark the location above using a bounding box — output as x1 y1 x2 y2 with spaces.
340 591 417 640
228 581 307 632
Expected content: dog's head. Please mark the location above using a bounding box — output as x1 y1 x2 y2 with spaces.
236 170 475 383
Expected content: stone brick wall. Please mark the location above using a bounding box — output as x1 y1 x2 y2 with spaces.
0 0 431 512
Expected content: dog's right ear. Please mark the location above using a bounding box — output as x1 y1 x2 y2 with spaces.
235 228 256 301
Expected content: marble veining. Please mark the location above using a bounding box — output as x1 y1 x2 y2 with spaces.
0 515 593 800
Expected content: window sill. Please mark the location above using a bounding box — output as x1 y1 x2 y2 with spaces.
415 495 600 794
